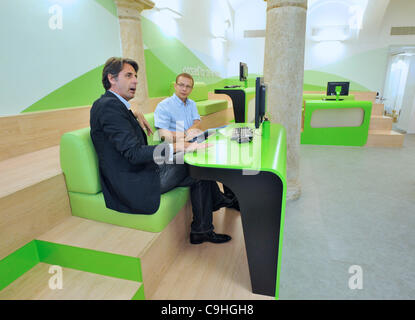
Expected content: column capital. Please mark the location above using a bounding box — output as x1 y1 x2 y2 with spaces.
115 0 155 20
265 0 307 11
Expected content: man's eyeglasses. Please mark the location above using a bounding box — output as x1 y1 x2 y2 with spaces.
176 83 193 90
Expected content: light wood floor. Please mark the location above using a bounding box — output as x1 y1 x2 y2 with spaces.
149 207 274 300
0 263 141 300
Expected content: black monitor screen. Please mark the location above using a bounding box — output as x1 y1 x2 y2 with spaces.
239 62 248 82
327 82 350 96
255 77 266 129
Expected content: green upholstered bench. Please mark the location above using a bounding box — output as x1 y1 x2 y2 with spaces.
169 82 228 116
59 113 189 233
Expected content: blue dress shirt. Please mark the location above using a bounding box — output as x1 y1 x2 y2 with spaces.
154 93 200 132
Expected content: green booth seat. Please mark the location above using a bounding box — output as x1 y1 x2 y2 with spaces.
169 81 228 116
59 113 189 233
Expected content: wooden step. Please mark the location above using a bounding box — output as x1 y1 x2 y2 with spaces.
0 263 141 300
369 115 393 130
372 103 385 116
366 130 405 147
37 202 193 299
0 146 61 198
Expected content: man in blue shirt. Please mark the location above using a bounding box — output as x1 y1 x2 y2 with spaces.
154 73 237 210
154 73 203 143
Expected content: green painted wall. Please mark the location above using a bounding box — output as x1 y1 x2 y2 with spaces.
22 65 105 113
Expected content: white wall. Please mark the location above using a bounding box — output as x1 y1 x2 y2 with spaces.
226 0 266 77
144 0 232 78
407 96 415 134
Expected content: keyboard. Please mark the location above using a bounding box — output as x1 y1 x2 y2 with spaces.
231 127 253 143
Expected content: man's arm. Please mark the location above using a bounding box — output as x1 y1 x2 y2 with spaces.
130 106 153 135
184 120 203 141
184 102 203 141
158 128 185 143
154 102 186 143
98 103 162 165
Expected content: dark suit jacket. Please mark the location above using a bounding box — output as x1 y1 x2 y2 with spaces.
90 91 167 214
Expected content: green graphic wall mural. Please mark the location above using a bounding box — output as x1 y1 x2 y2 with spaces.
0 0 121 115
142 16 261 97
303 70 370 92
23 65 105 113
1 0 378 115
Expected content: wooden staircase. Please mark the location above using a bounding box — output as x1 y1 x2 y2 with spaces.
366 103 405 147
0 102 273 300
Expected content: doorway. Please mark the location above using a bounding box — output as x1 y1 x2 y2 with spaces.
382 46 415 130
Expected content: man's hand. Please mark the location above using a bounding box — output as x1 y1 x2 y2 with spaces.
159 129 185 143
131 108 153 135
174 141 212 153
184 128 204 142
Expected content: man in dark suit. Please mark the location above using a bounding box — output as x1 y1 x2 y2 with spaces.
90 57 231 244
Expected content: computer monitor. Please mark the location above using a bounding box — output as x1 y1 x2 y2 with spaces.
239 62 248 82
255 77 267 129
327 81 350 96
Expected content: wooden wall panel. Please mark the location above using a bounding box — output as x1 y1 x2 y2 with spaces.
0 106 91 161
0 97 167 161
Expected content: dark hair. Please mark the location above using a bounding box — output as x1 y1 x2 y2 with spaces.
102 57 139 90
176 73 194 87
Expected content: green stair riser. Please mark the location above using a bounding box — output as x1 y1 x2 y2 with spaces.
35 240 142 282
0 241 39 291
0 240 144 300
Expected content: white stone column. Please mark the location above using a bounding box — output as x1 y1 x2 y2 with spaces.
115 0 154 112
263 0 307 201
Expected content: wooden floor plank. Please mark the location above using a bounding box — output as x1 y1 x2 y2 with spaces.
149 208 275 300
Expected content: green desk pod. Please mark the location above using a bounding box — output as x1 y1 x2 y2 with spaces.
184 122 287 299
301 100 372 146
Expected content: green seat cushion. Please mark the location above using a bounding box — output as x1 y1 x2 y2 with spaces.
60 127 100 194
143 113 161 145
196 100 228 116
68 187 190 233
60 114 160 195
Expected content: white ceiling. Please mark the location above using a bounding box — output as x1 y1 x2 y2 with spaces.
227 0 250 12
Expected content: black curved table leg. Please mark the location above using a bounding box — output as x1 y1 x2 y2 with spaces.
189 166 284 297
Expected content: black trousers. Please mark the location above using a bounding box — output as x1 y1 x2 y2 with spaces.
158 162 223 234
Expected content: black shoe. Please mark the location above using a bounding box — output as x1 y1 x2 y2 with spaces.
190 231 232 244
213 196 235 212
